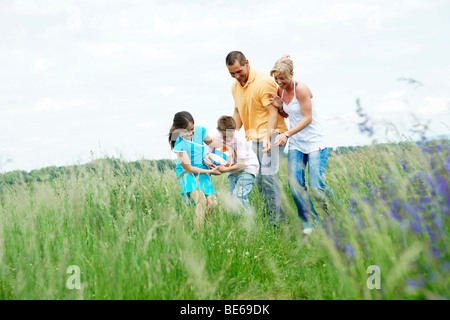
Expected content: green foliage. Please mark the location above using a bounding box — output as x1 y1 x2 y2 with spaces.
0 159 175 193
0 141 448 300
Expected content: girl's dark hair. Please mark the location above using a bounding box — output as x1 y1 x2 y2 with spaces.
168 111 195 149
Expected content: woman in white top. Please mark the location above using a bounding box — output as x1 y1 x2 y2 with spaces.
268 54 336 234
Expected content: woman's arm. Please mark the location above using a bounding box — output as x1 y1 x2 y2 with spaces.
278 109 289 118
268 89 289 118
274 83 313 146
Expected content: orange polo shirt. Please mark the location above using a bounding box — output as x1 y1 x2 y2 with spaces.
232 67 288 142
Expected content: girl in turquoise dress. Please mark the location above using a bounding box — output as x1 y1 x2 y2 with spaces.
168 111 223 229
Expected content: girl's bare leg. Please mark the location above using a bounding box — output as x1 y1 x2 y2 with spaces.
190 190 207 230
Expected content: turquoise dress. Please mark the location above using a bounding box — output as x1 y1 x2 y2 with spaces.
173 126 216 197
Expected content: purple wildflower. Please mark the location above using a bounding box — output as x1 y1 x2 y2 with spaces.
407 277 426 290
414 172 432 196
397 159 407 172
440 261 450 273
435 174 448 198
348 198 357 215
402 202 416 215
403 202 424 234
374 187 379 196
419 196 431 209
361 195 370 204
407 278 417 289
345 244 356 258
416 140 431 153
410 220 422 234
444 157 450 172
356 99 375 137
431 211 443 235
355 215 365 230
390 199 403 221
425 225 437 242
431 245 441 258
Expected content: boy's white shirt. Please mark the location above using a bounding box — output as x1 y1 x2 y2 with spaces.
207 129 259 177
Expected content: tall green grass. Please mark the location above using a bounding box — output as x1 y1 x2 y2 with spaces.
0 141 448 300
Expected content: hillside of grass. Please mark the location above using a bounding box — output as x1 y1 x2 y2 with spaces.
0 140 448 300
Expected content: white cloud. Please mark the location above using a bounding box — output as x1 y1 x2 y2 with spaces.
325 112 360 130
299 3 377 24
160 87 176 96
416 97 450 116
374 100 409 113
22 136 61 145
81 42 124 59
140 121 156 128
384 90 407 100
1 0 449 173
362 41 424 60
133 43 176 59
119 17 130 28
8 98 89 114
35 58 53 71
206 72 229 82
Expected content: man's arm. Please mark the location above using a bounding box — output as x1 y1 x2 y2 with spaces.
263 103 279 152
233 108 243 131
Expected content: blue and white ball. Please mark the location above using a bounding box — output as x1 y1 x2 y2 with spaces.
208 147 233 168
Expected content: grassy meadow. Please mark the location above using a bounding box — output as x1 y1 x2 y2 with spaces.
0 140 448 300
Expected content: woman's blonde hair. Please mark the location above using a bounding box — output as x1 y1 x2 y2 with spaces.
270 54 294 79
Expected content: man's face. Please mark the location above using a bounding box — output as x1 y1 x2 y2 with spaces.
227 60 250 87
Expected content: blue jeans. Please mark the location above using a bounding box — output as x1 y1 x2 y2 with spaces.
228 171 256 216
252 132 286 225
287 148 335 229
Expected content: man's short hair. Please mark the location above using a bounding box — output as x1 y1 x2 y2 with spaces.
217 115 236 131
226 51 247 66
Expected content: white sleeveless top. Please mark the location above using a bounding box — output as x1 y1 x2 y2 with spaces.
281 80 326 154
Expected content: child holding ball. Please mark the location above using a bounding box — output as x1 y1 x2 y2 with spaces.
205 116 259 216
168 111 223 229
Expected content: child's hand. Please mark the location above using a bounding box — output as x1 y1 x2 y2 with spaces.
204 154 213 167
210 165 222 175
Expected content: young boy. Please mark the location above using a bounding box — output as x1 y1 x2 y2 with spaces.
205 116 259 216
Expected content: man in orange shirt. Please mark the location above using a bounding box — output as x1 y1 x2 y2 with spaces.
226 51 288 225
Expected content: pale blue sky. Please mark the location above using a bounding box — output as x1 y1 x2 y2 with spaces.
1 0 449 172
